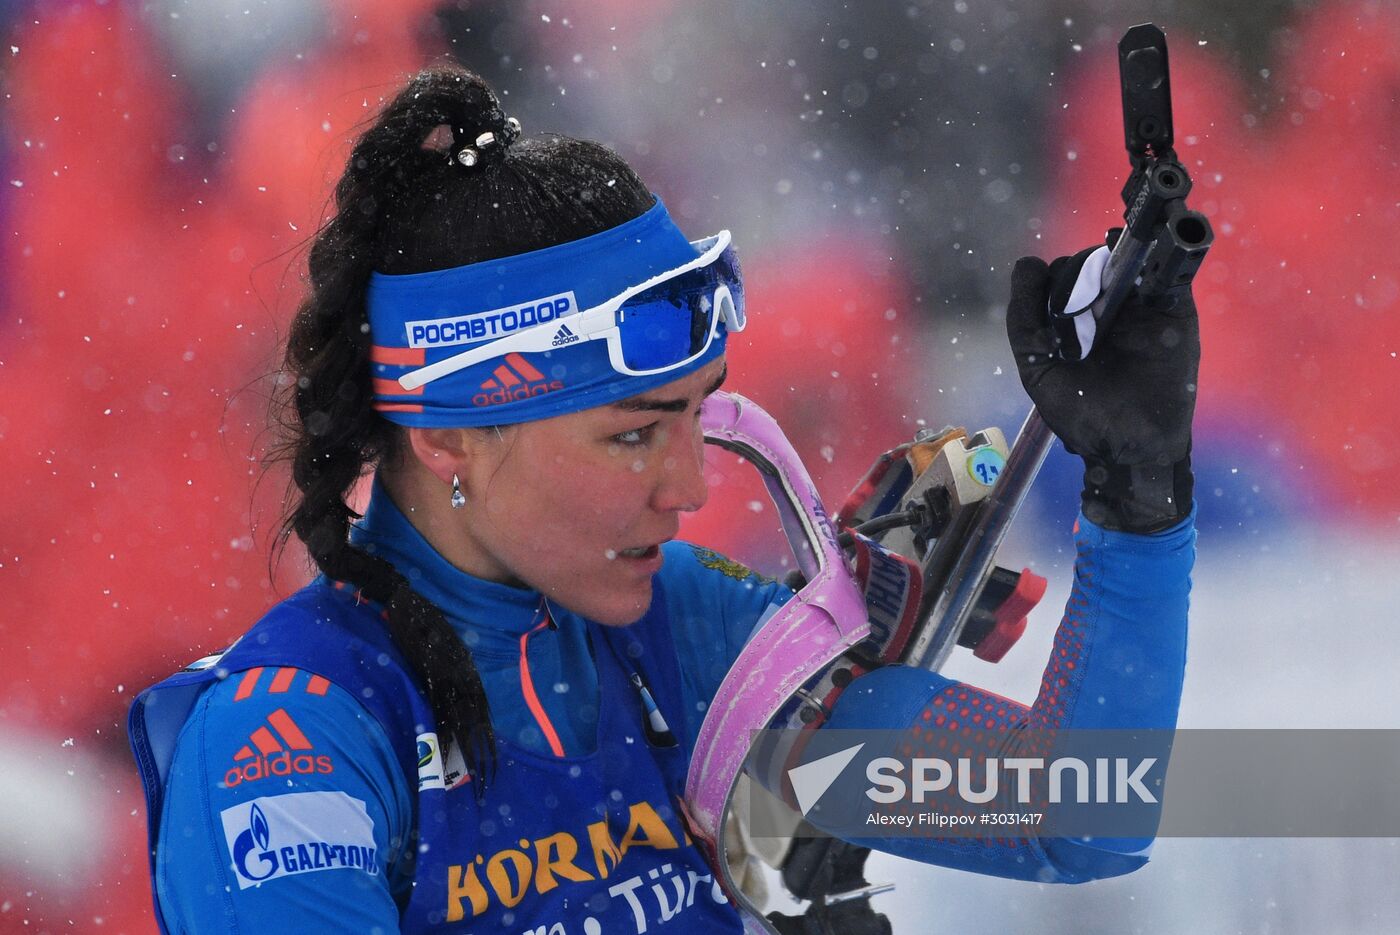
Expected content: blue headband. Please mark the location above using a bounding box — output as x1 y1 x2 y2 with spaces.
366 199 729 427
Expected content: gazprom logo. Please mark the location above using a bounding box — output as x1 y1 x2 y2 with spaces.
251 803 271 851
220 791 379 890
405 292 576 349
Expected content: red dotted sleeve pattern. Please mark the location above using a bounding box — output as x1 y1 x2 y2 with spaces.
828 510 1195 878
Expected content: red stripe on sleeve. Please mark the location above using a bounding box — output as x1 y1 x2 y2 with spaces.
234 667 264 702
268 667 297 694
306 675 330 696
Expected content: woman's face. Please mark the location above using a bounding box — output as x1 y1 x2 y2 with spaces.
455 357 729 626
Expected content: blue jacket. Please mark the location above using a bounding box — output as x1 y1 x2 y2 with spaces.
130 481 1195 933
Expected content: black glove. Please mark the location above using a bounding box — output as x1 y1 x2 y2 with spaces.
1005 238 1199 533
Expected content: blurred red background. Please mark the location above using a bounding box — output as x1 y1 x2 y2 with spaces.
1 1 1394 931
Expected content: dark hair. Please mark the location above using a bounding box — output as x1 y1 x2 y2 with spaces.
276 65 654 785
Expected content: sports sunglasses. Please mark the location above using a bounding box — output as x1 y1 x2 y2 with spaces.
398 232 745 392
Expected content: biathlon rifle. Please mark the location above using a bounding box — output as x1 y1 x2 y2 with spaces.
767 22 1213 935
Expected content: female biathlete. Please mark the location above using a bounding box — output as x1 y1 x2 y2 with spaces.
129 66 1198 934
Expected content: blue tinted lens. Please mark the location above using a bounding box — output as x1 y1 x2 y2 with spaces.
616 245 743 372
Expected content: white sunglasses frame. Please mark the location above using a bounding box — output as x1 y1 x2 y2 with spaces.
397 230 743 392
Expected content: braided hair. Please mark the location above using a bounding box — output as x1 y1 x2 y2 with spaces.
276 65 654 784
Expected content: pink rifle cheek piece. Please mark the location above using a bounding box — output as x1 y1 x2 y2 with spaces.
687 391 872 931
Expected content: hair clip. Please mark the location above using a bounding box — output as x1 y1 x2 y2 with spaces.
452 116 522 169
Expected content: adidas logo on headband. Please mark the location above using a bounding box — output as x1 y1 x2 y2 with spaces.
472 353 565 408
551 324 580 348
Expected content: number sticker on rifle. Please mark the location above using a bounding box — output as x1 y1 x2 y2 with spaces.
967 449 1005 487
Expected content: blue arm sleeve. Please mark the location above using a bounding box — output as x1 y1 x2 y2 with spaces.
155 668 412 934
660 541 794 753
824 508 1196 882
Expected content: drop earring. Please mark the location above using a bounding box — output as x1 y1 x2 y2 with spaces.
450 474 466 509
